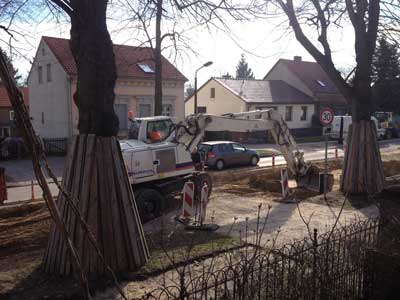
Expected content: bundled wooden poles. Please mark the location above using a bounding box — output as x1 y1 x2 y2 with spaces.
341 120 385 194
44 135 149 275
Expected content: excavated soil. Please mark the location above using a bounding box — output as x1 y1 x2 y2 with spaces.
1 157 400 299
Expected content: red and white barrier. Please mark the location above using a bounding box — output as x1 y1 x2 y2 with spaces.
31 180 35 201
335 147 338 159
281 168 289 199
182 181 194 218
199 183 209 225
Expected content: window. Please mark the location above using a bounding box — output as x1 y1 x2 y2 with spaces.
46 64 52 82
232 143 246 152
9 110 15 121
41 112 45 124
285 106 293 121
162 104 173 116
0 127 10 138
316 80 326 87
300 106 308 121
137 63 155 73
255 106 277 111
114 103 128 129
197 106 207 113
138 104 152 117
218 143 232 153
38 66 43 84
128 119 141 140
146 119 173 143
210 88 215 98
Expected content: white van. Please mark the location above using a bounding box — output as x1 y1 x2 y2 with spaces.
329 116 386 140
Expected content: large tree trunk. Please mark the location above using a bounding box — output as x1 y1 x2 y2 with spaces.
154 0 163 116
341 87 385 194
44 1 149 275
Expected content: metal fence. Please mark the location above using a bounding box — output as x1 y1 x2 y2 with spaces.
136 219 380 300
43 137 68 156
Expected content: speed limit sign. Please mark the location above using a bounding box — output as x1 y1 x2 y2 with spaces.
319 108 334 126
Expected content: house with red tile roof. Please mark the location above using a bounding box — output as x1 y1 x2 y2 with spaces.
0 87 28 138
264 56 348 116
28 36 187 138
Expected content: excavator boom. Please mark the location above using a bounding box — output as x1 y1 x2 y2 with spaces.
175 109 320 189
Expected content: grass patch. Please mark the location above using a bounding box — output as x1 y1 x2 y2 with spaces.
139 229 239 274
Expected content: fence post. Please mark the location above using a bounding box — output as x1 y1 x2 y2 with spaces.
31 180 35 201
179 270 186 300
312 228 318 300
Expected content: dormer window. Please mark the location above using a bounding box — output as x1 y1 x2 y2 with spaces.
316 80 326 87
137 63 154 73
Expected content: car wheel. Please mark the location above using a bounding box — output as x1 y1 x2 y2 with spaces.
134 188 164 223
250 155 259 166
215 159 225 171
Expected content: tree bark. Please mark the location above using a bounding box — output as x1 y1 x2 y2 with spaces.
69 0 119 136
341 119 385 194
154 0 163 116
44 0 149 277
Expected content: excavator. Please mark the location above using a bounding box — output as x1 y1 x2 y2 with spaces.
120 109 320 221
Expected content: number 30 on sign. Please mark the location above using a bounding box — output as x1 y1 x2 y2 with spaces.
319 108 334 126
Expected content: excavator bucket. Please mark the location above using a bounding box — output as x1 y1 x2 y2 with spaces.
296 165 333 192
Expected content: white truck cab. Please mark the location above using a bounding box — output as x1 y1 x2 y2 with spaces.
120 116 194 185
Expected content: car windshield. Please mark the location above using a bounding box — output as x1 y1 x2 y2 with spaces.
128 119 141 140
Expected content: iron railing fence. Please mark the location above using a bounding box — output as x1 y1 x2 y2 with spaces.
42 137 68 156
134 219 380 300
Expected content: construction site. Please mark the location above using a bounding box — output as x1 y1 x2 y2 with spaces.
1 142 400 299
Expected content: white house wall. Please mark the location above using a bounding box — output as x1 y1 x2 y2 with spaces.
28 41 71 138
185 79 246 115
248 104 314 129
264 62 313 98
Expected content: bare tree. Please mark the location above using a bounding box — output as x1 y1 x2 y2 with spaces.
0 0 149 289
270 0 386 194
121 0 264 116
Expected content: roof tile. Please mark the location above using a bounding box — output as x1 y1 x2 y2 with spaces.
215 78 314 104
42 36 187 82
0 87 29 107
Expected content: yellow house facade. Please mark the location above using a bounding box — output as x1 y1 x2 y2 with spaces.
185 77 315 130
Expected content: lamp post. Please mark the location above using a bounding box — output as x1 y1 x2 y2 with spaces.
194 61 213 114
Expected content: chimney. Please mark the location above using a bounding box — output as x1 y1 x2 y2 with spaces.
294 56 302 62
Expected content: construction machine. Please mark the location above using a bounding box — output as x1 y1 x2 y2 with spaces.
121 109 319 221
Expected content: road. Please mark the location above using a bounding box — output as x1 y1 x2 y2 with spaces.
2 139 400 204
253 139 400 168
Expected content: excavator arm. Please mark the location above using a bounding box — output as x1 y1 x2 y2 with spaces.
175 109 319 186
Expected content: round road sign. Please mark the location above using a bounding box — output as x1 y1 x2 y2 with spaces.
319 108 334 126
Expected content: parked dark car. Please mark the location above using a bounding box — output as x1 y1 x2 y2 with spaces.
198 141 259 170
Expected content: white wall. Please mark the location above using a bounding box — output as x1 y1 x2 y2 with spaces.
28 41 71 138
264 62 313 98
185 79 246 115
248 104 315 129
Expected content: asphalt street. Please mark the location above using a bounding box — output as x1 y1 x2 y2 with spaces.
2 139 400 204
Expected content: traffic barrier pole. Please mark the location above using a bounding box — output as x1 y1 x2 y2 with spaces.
335 147 338 159
272 154 275 168
281 168 290 199
199 183 209 225
31 180 35 201
182 181 194 218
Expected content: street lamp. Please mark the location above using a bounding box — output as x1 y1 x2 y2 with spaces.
194 61 213 114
